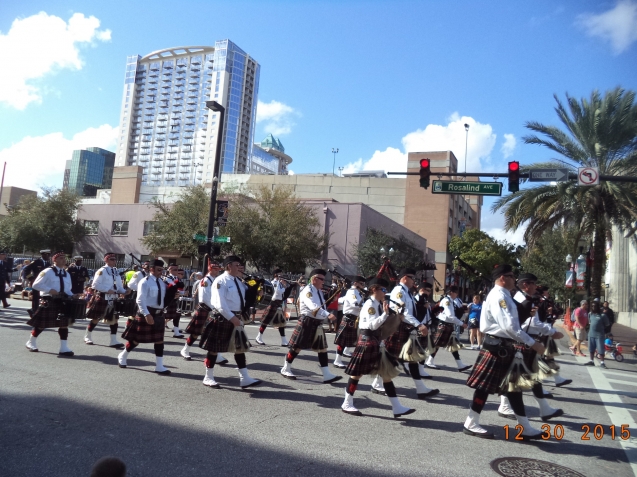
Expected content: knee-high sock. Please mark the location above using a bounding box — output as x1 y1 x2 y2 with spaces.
204 352 217 368
470 389 489 413
384 381 397 398
234 353 247 369
346 377 359 396
531 383 545 399
318 351 329 367
173 317 180 327
278 327 285 337
125 342 138 353
32 328 44 337
286 349 299 363
186 335 197 346
408 362 420 380
154 343 164 357
87 321 97 332
506 391 525 416
58 328 69 340
259 324 267 333
451 350 460 360
336 345 344 356
109 323 118 335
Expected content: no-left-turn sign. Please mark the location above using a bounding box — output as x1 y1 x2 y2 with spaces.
578 167 599 186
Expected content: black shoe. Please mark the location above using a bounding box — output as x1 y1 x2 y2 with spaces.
109 343 125 349
58 351 74 357
3 303 11 309
155 369 171 375
333 363 347 369
323 375 342 384
217 358 229 366
118 364 126 369
543 393 554 399
521 432 544 441
370 388 387 396
241 379 262 389
342 409 363 417
420 374 433 379
458 365 472 372
555 379 572 387
463 427 495 439
182 356 192 361
498 412 516 420
203 382 221 389
393 408 416 418
417 389 440 399
540 409 564 422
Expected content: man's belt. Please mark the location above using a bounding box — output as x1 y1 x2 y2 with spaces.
359 329 380 338
344 313 358 321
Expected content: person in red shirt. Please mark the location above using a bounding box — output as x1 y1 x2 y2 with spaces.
570 300 588 357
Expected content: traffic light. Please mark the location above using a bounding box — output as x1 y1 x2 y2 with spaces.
419 158 431 189
508 161 520 192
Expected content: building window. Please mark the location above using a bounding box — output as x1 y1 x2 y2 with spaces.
81 252 95 260
143 221 157 236
111 221 129 236
84 220 99 235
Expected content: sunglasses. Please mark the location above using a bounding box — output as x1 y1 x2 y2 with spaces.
315 277 325 281
381 288 387 293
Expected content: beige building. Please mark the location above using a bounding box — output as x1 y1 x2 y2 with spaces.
0 186 38 216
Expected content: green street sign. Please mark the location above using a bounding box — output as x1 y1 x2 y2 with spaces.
213 236 231 243
431 180 502 196
193 233 206 242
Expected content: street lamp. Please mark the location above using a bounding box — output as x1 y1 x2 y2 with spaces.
464 123 470 175
204 100 225 270
332 148 339 176
338 166 344 177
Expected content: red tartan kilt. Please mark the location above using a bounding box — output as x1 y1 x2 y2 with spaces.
432 322 454 348
85 293 116 323
198 314 235 353
121 308 165 343
514 341 538 371
27 299 69 328
185 305 210 335
288 315 322 350
261 300 283 325
345 334 381 376
383 321 414 357
163 300 179 321
466 346 515 394
334 315 358 347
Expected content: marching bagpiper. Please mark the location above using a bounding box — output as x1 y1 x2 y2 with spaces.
84 253 129 348
25 251 75 356
280 268 342 384
162 265 185 338
333 275 366 368
341 278 416 418
254 269 294 347
118 259 171 374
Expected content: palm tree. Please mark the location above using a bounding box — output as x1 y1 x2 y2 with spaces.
493 87 637 298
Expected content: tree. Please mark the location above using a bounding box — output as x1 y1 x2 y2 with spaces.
493 88 637 298
220 185 327 272
355 228 425 277
0 187 85 253
448 229 521 278
141 185 210 262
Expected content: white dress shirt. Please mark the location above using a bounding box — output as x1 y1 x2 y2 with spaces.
389 284 420 327
271 278 286 301
480 285 535 346
299 283 329 320
92 266 126 294
136 275 166 316
127 270 147 291
340 287 363 316
32 266 72 296
197 275 215 309
358 298 388 330
438 296 465 325
211 271 246 320
513 291 555 336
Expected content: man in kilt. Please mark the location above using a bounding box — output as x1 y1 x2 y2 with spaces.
425 285 471 371
386 268 439 399
162 265 185 338
198 255 261 389
255 269 293 347
341 278 416 418
25 251 76 356
118 259 171 374
280 268 342 384
180 260 228 365
333 275 366 368
537 285 572 389
84 253 130 349
463 264 546 440
500 273 564 421
67 256 89 295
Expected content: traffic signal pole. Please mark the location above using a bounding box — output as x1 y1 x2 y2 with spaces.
388 171 637 182
204 100 225 272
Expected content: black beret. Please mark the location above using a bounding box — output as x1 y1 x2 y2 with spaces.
151 259 164 267
309 268 327 277
272 268 282 275
222 255 242 267
352 275 366 283
368 277 389 288
517 273 538 283
448 285 459 293
398 268 417 278
492 264 513 280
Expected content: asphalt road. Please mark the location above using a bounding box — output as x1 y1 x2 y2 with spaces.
1 298 635 477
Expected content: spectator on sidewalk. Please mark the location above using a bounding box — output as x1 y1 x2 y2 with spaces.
570 300 588 357
467 295 482 349
586 301 610 368
601 301 615 335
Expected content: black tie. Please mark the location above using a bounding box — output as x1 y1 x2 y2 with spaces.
378 303 382 315
156 277 162 305
55 268 65 294
233 278 245 311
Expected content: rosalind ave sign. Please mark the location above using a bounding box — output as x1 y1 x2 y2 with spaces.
431 180 503 196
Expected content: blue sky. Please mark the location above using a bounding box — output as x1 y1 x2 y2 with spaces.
1 0 636 243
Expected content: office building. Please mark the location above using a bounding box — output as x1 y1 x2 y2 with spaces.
115 40 260 187
0 186 37 216
251 134 293 175
63 147 115 197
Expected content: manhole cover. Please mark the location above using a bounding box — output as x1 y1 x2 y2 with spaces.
490 458 586 477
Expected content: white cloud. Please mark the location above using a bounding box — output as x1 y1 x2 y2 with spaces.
341 113 497 175
501 133 516 159
484 227 526 247
0 124 118 191
577 0 637 54
0 12 111 109
256 100 300 136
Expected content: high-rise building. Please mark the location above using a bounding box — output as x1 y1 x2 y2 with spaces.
250 134 293 175
115 40 260 187
63 147 115 196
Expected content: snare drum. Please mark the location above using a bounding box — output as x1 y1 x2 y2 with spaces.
115 298 138 316
257 280 275 310
178 297 194 314
62 298 87 323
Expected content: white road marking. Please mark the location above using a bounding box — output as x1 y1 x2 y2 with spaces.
607 378 637 388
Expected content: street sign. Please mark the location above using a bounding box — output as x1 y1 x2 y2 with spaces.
528 168 569 182
193 233 206 242
578 167 599 186
213 236 231 243
431 180 502 196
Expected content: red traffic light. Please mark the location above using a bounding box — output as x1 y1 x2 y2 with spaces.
508 161 519 171
420 158 430 168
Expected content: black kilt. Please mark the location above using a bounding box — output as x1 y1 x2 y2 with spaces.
185 304 210 335
121 308 165 343
86 293 117 324
345 334 381 376
163 300 179 321
261 299 283 326
26 298 69 328
466 345 515 395
199 313 236 353
432 322 455 348
288 315 323 350
384 321 414 358
334 314 358 348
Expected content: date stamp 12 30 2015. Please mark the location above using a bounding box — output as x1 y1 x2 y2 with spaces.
504 424 632 441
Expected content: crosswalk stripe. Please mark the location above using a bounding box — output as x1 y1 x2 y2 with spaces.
607 378 637 388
